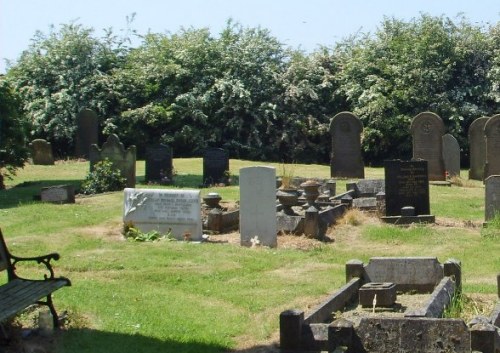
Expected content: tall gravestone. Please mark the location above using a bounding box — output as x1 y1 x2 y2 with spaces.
145 144 173 184
30 139 54 165
484 114 500 180
123 188 202 240
329 112 365 178
485 175 500 221
468 117 489 181
442 133 460 177
89 134 136 188
203 148 229 186
75 108 98 159
410 112 446 181
239 166 277 248
384 160 430 217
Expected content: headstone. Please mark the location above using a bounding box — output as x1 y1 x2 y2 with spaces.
75 108 98 159
30 139 54 165
484 114 500 179
145 144 173 184
468 117 489 180
329 112 364 179
239 166 277 247
442 133 460 177
123 188 202 241
410 112 446 181
203 148 229 186
485 175 500 221
89 134 136 188
384 160 430 216
41 185 75 204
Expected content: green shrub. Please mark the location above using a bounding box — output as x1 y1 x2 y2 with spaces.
80 159 126 195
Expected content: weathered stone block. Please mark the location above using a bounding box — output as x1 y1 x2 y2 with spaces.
359 282 397 307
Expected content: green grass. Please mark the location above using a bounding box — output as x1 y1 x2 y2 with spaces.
1 160 499 352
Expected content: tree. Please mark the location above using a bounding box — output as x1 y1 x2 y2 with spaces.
0 78 29 189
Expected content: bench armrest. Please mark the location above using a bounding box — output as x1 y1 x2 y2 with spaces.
10 252 61 280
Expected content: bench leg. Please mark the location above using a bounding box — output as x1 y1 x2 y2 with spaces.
37 294 61 329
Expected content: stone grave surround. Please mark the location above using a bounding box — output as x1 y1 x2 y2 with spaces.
89 134 136 188
410 112 446 181
123 188 202 241
145 143 173 183
30 139 55 165
239 166 277 248
484 114 500 179
75 108 98 159
468 116 489 181
329 111 365 179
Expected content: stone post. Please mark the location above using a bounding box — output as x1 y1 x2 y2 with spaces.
470 323 497 353
304 206 319 239
443 258 462 293
345 259 364 283
280 309 304 352
328 318 353 352
207 208 223 233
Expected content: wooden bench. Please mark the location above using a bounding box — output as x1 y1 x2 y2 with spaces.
0 228 71 329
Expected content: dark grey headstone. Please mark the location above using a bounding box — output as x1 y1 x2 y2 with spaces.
410 112 446 181
468 117 489 180
384 160 430 216
484 114 500 179
30 139 54 165
203 148 229 186
75 108 98 159
145 144 173 184
89 134 136 188
329 112 364 179
485 175 500 221
442 133 460 177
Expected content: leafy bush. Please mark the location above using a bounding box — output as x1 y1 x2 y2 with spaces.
80 159 126 195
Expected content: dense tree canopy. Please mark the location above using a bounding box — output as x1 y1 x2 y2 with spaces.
4 14 499 165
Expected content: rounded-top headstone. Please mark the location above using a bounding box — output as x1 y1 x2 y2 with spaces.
468 116 489 181
483 114 500 179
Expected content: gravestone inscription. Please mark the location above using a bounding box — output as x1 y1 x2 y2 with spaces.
329 112 364 179
410 112 445 181
30 139 54 165
123 188 202 241
89 134 136 188
442 133 460 177
485 175 500 221
484 114 500 179
75 108 98 159
468 117 489 180
203 148 229 186
239 166 277 247
145 144 173 184
384 160 430 216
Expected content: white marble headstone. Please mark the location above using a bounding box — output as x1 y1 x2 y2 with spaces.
123 188 202 240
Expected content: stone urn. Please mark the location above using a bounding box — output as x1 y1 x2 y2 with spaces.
203 192 222 209
300 180 321 210
276 188 299 215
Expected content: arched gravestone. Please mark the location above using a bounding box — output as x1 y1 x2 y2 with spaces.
442 133 460 178
329 112 364 179
30 139 54 165
75 108 98 159
468 117 489 181
410 112 445 181
484 114 500 180
89 134 136 188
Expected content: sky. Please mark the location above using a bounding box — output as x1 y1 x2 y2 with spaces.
1 0 499 74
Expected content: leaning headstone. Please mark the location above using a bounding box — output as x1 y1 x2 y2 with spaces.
203 148 229 186
329 112 364 179
123 188 202 241
30 139 54 165
145 144 173 184
442 133 460 178
89 134 136 188
468 117 489 181
75 108 98 159
239 166 277 247
484 114 500 179
485 175 500 221
410 112 446 181
382 160 434 224
41 185 75 204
